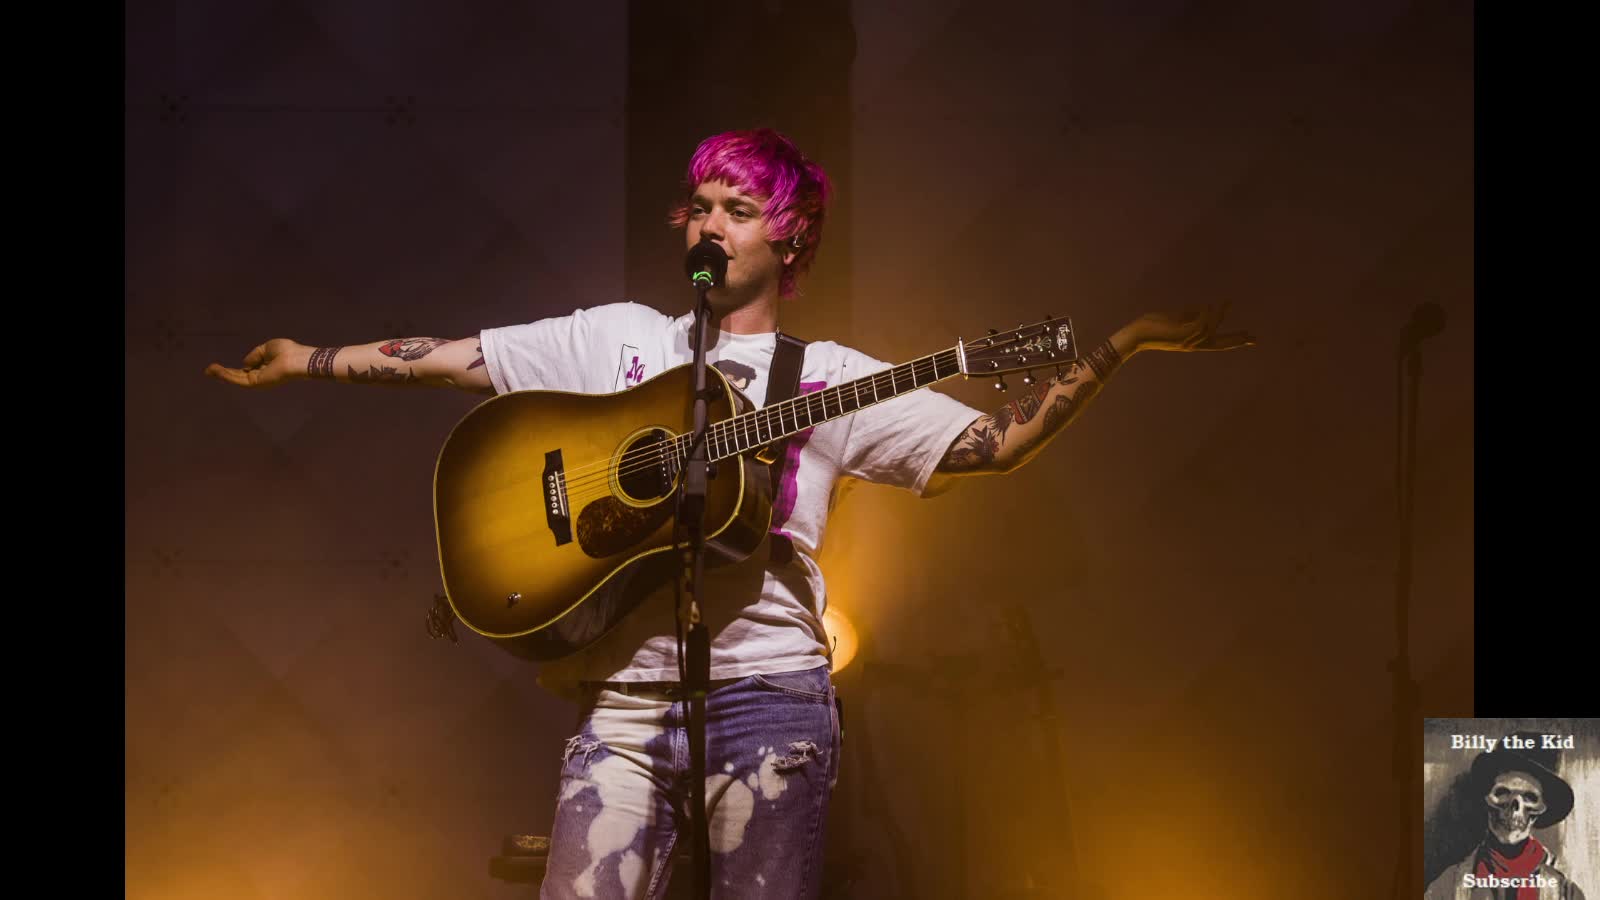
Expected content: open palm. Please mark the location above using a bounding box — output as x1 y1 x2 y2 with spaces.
1134 303 1254 353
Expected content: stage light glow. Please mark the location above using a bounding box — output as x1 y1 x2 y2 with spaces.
823 604 858 674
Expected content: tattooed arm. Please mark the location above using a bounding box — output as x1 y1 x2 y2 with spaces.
927 305 1254 492
205 336 494 393
933 336 1130 484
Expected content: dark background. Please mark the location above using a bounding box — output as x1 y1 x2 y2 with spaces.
124 1 1474 897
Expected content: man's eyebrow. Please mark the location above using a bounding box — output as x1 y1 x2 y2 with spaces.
691 193 761 210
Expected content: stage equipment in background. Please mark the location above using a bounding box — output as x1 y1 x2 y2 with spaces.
1389 301 1445 900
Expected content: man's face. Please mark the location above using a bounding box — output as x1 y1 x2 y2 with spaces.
685 179 797 310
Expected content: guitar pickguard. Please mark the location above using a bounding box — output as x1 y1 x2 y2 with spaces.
575 496 674 559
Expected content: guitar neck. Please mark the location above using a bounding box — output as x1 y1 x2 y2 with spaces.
682 347 964 462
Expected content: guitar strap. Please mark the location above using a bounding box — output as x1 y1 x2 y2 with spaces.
766 329 808 564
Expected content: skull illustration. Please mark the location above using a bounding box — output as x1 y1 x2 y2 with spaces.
1486 770 1548 844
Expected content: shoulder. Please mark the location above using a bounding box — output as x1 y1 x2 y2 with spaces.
1541 853 1587 900
1424 857 1470 900
808 340 886 372
575 301 673 331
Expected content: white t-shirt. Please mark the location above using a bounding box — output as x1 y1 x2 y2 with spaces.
478 301 983 685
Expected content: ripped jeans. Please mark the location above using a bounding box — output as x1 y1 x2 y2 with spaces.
541 664 840 900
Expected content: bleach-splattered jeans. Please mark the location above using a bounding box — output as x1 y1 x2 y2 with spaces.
540 664 840 900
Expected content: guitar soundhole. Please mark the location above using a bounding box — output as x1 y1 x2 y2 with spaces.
615 429 677 503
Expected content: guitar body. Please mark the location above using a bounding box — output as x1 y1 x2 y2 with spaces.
433 364 773 661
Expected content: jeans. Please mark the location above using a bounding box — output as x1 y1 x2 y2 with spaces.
540 664 840 900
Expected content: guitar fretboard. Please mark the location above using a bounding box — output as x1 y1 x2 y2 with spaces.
671 347 963 463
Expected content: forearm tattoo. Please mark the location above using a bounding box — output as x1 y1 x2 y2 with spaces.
1082 339 1123 383
307 346 341 378
1040 378 1102 434
944 418 1005 470
939 346 1116 474
346 363 419 385
467 343 485 370
378 337 449 361
1006 379 1052 425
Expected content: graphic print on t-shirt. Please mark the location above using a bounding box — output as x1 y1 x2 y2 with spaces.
712 359 757 392
614 344 645 390
770 380 827 536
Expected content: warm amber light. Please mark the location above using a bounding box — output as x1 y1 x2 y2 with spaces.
823 604 858 674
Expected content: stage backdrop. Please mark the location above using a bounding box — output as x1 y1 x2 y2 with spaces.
126 1 1473 897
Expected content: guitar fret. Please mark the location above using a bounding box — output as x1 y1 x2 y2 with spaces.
691 349 966 462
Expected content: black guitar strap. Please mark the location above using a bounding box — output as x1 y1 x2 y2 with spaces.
766 329 808 564
766 329 810 484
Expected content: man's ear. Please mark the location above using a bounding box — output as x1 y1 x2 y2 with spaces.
778 232 802 267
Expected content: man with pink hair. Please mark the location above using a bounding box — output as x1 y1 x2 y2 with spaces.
207 127 1252 899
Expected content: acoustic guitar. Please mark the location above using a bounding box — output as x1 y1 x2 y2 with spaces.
433 316 1078 660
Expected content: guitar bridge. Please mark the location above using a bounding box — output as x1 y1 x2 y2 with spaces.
543 449 572 546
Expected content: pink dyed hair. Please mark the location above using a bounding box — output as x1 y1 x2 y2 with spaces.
666 128 833 299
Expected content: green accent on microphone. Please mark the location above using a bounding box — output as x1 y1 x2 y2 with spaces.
692 272 714 286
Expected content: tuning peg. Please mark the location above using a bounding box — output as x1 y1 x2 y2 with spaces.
1022 371 1035 386
994 375 1008 392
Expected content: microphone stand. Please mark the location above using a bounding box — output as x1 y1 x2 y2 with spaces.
677 274 716 900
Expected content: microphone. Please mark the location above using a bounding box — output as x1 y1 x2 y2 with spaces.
685 238 729 289
1398 301 1446 355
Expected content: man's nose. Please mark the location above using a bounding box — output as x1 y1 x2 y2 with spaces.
700 208 728 240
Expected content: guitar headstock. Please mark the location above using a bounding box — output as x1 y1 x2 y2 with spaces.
958 316 1079 390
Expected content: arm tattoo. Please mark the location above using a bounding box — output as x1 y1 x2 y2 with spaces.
939 340 1121 476
347 363 419 385
467 343 485 370
943 416 1005 472
1082 339 1123 383
378 337 449 361
1040 379 1102 433
1006 379 1052 425
307 346 341 378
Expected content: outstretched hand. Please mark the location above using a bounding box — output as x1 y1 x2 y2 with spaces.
1127 303 1255 354
204 339 305 388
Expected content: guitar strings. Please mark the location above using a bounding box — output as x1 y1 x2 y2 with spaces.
555 353 952 499
553 353 950 491
553 355 955 506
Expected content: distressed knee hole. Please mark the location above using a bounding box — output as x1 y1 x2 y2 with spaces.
562 735 604 769
772 740 820 773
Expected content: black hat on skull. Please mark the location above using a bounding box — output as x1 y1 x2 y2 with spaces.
1469 731 1576 828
